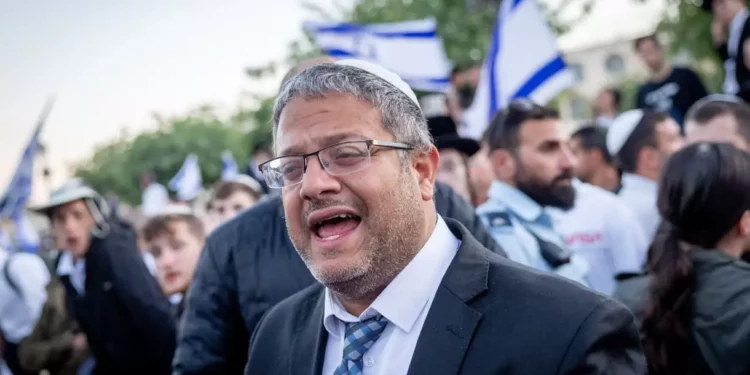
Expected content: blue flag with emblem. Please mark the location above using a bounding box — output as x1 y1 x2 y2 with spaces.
462 0 575 139
304 18 452 92
0 98 55 252
169 154 203 202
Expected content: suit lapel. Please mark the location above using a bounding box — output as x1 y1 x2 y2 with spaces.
407 219 490 375
291 287 328 375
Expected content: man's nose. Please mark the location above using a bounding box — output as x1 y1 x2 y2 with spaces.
298 156 341 200
559 146 576 169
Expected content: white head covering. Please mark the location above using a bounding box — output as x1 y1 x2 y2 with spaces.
335 59 421 109
606 109 644 155
31 178 102 216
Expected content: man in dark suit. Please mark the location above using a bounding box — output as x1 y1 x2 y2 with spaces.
174 60 504 375
244 59 645 374
704 0 750 102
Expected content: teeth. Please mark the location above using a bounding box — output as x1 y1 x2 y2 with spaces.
320 234 341 241
315 214 356 227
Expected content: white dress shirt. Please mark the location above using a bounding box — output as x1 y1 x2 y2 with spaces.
617 173 661 242
141 182 170 217
548 181 649 295
56 251 87 295
0 249 50 343
321 216 460 375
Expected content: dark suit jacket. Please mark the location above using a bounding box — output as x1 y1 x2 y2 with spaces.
245 219 646 375
174 182 504 375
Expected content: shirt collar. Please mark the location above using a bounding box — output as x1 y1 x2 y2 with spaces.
621 173 657 192
323 215 459 337
56 251 84 276
487 180 543 222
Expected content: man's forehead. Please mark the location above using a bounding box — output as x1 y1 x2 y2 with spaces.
275 97 386 155
519 118 565 143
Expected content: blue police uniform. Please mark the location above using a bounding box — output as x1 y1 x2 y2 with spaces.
477 181 590 286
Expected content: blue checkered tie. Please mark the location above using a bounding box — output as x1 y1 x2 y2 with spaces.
333 315 389 375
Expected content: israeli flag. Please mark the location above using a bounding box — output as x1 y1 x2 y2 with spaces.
0 123 42 220
304 18 452 92
169 154 203 202
462 0 575 139
0 100 53 252
221 151 239 181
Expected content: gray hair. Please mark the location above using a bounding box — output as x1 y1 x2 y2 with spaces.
272 64 433 156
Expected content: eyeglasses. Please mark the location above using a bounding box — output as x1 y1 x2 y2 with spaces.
258 140 414 188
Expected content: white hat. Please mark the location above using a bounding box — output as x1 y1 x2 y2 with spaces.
335 59 421 109
606 109 644 155
231 175 263 195
31 178 102 216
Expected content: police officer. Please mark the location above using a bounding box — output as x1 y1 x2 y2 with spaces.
477 100 589 285
606 109 684 241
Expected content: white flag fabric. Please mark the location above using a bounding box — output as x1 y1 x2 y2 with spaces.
304 18 452 92
462 0 575 140
14 214 40 253
221 150 239 181
169 154 203 202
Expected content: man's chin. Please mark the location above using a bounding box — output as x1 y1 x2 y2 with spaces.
309 258 368 286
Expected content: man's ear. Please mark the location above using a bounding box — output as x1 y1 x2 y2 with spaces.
489 148 516 183
736 210 750 237
412 145 440 201
638 146 659 172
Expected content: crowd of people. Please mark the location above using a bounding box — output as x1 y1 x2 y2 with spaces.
2 1 750 374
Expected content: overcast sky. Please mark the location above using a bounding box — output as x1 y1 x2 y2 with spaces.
0 0 664 202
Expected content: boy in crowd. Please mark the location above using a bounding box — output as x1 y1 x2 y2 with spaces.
142 207 206 321
210 176 262 226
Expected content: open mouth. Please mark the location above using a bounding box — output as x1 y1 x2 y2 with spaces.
165 272 180 282
311 213 362 241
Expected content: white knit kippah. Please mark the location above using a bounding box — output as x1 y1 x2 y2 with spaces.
606 109 644 155
335 59 421 109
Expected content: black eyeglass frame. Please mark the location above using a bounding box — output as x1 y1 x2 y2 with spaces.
257 139 414 188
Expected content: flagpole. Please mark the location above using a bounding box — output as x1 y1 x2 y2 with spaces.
34 95 56 133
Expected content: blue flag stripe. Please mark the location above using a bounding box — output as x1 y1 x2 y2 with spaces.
512 56 566 99
310 24 436 38
487 3 505 118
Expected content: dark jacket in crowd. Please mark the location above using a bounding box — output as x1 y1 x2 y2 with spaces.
59 220 176 375
173 182 505 375
246 219 645 375
614 250 750 375
18 277 88 375
716 14 750 103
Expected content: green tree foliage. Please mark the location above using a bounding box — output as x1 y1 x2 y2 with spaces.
75 107 253 205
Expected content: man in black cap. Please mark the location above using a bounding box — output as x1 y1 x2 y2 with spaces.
704 0 750 102
428 115 480 204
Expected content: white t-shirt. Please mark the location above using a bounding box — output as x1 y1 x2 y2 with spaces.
548 181 649 295
141 183 169 217
0 249 50 343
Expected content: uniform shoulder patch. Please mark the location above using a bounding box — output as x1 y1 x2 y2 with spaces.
485 212 512 228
